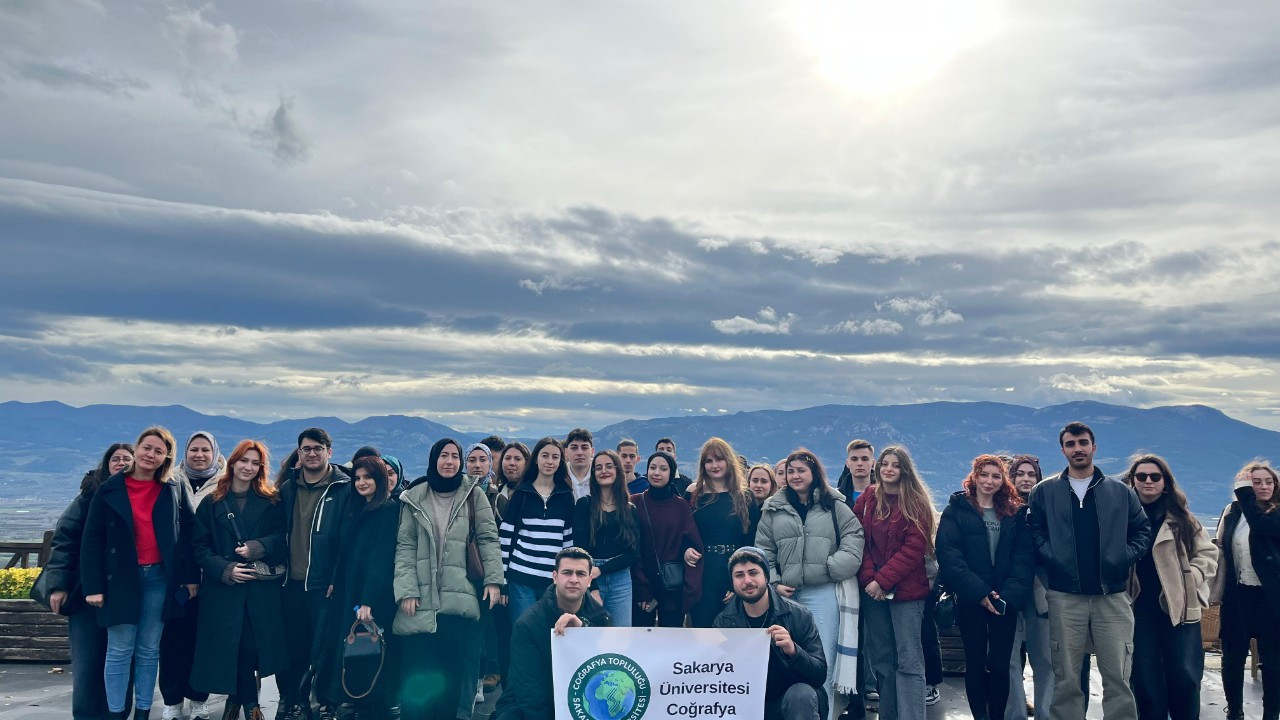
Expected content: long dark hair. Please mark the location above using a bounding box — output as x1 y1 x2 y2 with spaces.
1124 453 1199 554
496 442 531 491
588 450 637 547
83 443 133 495
523 437 569 487
352 456 392 511
783 447 838 514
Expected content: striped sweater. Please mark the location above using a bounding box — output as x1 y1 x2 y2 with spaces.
499 480 576 590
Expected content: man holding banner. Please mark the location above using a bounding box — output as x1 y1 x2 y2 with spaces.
713 547 828 720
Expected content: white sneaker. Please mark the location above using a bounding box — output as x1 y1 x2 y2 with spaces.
924 685 941 706
475 679 485 704
190 701 211 719
161 705 184 720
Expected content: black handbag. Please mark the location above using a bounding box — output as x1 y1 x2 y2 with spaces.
640 496 685 592
934 586 957 632
341 617 386 699
220 501 286 581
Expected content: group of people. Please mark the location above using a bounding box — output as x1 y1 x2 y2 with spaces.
33 420 1280 720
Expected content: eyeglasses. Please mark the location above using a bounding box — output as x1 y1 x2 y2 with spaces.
299 445 328 455
1133 472 1165 483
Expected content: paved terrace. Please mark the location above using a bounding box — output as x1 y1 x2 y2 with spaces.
0 652 1263 719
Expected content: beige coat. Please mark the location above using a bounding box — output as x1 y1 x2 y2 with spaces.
1127 516 1218 625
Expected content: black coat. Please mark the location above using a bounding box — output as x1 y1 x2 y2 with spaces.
36 484 95 616
492 586 611 720
936 493 1035 611
278 465 353 592
189 491 290 694
79 473 197 627
1218 486 1280 637
331 497 401 636
713 585 827 717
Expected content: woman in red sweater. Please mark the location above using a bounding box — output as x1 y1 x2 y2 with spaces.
854 445 935 720
632 451 704 627
82 426 197 720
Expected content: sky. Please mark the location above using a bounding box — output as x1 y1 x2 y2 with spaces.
2 0 1279 435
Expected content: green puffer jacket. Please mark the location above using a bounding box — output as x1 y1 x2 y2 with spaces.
392 475 504 635
756 488 864 589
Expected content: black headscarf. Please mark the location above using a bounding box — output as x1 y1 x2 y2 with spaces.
645 451 679 500
424 437 465 494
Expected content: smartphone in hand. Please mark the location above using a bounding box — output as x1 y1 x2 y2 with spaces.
990 595 1007 615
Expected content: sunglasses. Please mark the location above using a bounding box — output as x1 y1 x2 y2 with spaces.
1133 472 1165 483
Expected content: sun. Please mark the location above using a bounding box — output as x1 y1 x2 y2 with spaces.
794 0 1002 97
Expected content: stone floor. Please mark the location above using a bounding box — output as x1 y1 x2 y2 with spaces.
0 652 1263 719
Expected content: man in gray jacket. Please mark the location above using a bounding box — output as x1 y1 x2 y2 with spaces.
1026 421 1151 720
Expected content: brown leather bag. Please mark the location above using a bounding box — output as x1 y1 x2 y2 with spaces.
465 489 484 582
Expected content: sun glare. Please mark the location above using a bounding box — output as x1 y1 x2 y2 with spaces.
795 0 1002 97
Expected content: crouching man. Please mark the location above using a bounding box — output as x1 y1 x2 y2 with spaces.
714 547 827 720
492 547 612 720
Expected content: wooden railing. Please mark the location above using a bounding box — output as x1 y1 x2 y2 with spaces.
0 532 53 569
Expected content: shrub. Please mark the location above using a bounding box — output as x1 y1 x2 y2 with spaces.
0 567 41 599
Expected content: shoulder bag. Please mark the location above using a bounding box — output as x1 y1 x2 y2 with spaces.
464 488 485 583
640 495 685 591
221 500 286 581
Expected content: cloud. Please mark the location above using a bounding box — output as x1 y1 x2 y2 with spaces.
12 61 150 96
829 319 905 336
256 96 312 165
712 307 798 335
876 294 965 326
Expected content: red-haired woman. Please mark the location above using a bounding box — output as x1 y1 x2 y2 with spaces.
189 440 288 720
936 454 1035 720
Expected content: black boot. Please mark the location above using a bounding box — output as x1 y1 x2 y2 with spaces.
133 709 151 720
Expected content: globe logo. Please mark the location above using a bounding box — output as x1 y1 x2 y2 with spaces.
568 653 651 720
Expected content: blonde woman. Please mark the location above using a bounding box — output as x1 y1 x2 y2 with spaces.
685 437 760 627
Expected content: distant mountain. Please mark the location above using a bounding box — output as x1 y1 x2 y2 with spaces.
1 400 1277 523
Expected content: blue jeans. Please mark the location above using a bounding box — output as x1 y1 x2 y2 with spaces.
105 565 168 712
506 582 541 626
594 565 633 627
795 584 838 720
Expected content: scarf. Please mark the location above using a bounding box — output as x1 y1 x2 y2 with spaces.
645 451 678 498
425 438 464 494
465 442 494 492
382 454 406 491
180 431 220 483
833 576 862 694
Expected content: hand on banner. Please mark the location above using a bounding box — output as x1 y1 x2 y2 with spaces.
767 625 796 656
554 613 584 636
401 597 418 617
775 584 795 598
684 548 702 567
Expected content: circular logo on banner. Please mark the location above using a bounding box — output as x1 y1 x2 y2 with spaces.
567 652 651 720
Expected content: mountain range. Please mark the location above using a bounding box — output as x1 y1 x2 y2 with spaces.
2 399 1278 527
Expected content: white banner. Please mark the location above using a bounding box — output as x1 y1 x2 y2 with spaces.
552 627 771 720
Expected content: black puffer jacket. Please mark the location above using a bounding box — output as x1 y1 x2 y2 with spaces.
936 492 1035 610
277 464 353 592
492 586 611 720
1027 469 1151 594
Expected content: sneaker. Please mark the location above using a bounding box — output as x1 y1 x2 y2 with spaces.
277 706 305 720
190 701 211 719
318 706 337 720
924 685 941 706
162 705 184 720
866 691 878 702
475 679 485 704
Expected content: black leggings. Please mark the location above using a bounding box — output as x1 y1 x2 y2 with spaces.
232 610 260 709
956 601 1018 720
1222 584 1280 719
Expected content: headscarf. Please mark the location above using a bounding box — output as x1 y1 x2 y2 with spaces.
645 451 679 500
465 442 495 492
180 431 221 483
382 454 406 491
425 437 464 494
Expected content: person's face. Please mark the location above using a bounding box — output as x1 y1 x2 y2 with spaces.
134 435 169 475
774 460 787 480
503 450 527 482
647 458 670 487
877 453 902 485
974 463 1004 499
1013 462 1039 495
703 453 728 482
108 449 133 475
1061 432 1096 471
731 563 768 604
553 558 591 602
537 445 562 478
354 467 377 499
656 441 676 458
567 440 593 470
436 444 461 477
846 448 874 480
185 437 214 472
1252 469 1276 503
383 460 399 487
232 449 261 484
298 439 332 471
748 469 773 501
786 460 814 496
1131 461 1165 504
618 446 639 476
593 455 618 488
466 449 491 478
